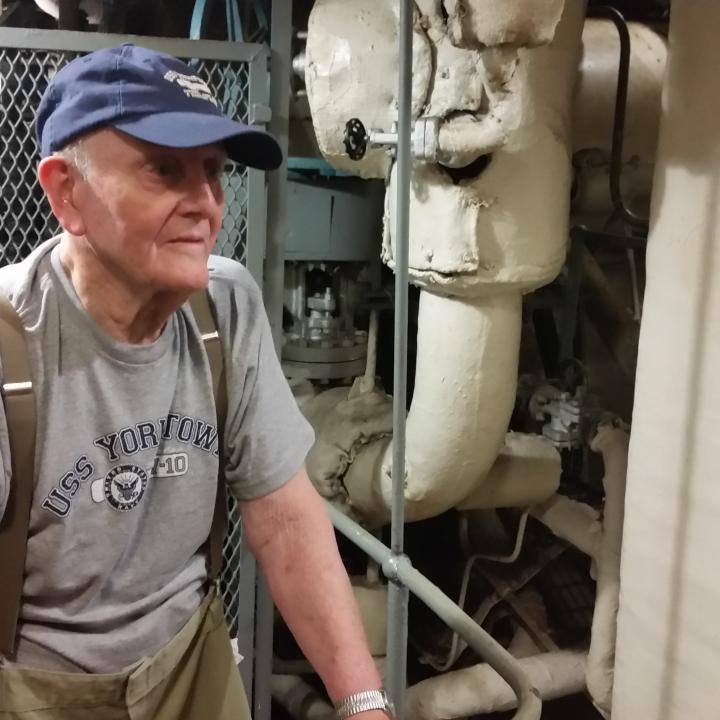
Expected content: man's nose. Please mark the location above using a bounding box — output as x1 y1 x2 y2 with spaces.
181 175 222 217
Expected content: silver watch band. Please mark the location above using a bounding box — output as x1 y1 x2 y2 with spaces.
335 689 394 719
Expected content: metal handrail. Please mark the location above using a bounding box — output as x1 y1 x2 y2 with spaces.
328 504 543 720
385 0 413 715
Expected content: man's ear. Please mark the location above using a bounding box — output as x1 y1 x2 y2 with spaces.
37 156 87 237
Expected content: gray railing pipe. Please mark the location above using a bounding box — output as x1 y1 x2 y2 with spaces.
386 0 413 715
256 5 294 719
329 504 542 720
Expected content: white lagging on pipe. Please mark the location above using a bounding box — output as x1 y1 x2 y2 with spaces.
271 675 335 720
304 0 586 524
528 426 629 716
585 426 629 718
405 651 587 719
612 6 720 717
530 495 602 560
344 291 522 522
392 291 521 520
33 0 103 23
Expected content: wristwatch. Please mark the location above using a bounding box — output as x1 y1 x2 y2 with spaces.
335 689 395 719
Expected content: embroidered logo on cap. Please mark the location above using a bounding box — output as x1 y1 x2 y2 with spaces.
163 70 219 107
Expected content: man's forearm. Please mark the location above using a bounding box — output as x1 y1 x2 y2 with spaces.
241 469 383 703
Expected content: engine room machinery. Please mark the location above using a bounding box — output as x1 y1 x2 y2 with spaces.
279 2 668 719
9 2 719 720
281 169 385 385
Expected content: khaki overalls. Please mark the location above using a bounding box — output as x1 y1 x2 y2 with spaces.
0 592 250 720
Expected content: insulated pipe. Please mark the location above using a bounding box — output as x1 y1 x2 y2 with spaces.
530 495 602 560
571 19 666 220
387 292 521 519
612 3 720 716
344 291 522 523
329 503 542 720
33 0 60 17
349 309 380 398
405 651 587 719
34 0 103 24
436 115 507 167
303 0 584 526
586 426 629 718
528 428 628 716
271 675 336 720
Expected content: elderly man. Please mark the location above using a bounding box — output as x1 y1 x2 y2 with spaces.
0 44 391 720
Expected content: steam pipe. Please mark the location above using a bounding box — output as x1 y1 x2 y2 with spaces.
529 427 629 716
405 651 586 719
611 5 720 714
530 495 602 560
586 426 629 717
272 675 336 720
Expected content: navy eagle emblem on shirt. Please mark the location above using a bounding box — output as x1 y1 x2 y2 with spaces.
104 464 148 512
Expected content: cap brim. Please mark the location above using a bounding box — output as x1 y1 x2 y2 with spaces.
112 111 282 170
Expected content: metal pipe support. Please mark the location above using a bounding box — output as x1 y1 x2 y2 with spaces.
328 503 542 720
386 0 413 714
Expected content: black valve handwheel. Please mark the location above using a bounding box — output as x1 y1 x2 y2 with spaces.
343 118 368 160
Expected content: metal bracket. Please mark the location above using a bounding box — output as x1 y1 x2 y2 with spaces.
530 384 583 449
249 102 272 125
412 116 440 162
2 381 32 397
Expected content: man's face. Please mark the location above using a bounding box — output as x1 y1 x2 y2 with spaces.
69 128 226 294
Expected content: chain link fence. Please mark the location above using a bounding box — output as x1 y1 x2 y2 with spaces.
0 40 258 630
0 47 250 264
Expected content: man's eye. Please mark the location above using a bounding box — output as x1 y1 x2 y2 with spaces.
206 161 232 181
151 161 179 178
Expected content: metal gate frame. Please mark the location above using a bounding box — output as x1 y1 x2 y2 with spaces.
0 26 269 704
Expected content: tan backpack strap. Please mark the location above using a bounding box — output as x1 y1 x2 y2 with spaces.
189 290 228 581
0 292 36 655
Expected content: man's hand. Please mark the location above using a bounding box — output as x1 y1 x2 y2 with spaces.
240 468 384 705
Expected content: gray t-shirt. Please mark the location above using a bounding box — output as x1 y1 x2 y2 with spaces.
0 238 314 673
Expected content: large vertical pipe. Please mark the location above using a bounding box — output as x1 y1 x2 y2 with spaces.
386 0 413 715
612 3 720 718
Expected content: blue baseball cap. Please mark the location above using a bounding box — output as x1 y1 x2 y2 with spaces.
36 43 282 170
